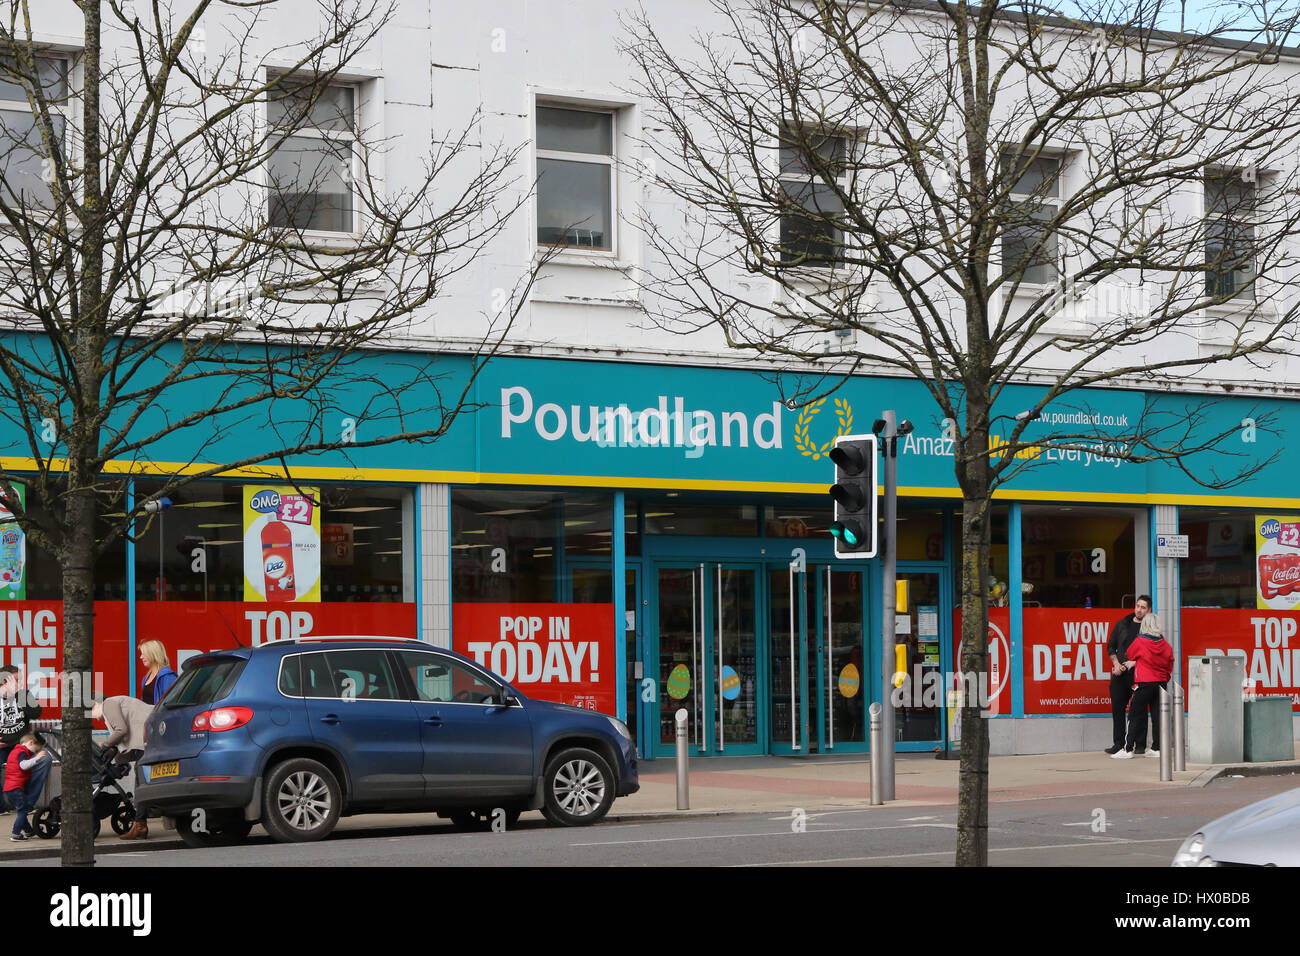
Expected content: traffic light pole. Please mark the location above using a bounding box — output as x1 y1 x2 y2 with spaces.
878 410 898 802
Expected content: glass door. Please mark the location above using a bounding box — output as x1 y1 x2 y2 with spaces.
894 569 947 745
653 562 762 756
771 564 868 754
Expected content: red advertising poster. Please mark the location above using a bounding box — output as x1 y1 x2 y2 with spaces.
951 607 1010 716
453 603 616 715
1022 608 1126 715
0 601 131 720
134 602 417 680
1180 609 1300 710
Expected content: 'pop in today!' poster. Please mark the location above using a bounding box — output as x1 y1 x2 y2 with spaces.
243 486 322 603
1255 514 1300 610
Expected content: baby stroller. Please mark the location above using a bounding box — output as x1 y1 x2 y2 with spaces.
32 737 139 839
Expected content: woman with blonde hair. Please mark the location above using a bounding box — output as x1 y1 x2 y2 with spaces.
138 640 178 705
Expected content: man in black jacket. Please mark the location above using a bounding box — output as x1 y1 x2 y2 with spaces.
1105 595 1150 754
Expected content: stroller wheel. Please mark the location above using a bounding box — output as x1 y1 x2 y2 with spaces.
110 802 137 835
32 808 60 839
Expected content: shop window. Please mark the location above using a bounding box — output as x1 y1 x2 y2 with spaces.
896 506 946 562
643 500 759 536
451 488 616 603
1020 506 1137 608
6 483 128 602
1179 508 1253 609
133 480 410 603
536 105 614 251
957 505 1009 606
764 503 831 538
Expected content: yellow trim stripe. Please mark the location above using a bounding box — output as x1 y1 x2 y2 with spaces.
3 457 1296 508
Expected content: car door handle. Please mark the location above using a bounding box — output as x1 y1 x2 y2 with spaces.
319 714 341 725
423 716 443 727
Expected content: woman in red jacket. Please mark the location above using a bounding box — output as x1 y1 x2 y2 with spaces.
1112 614 1174 759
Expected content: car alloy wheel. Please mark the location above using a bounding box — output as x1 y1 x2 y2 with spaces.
542 747 615 827
278 770 333 831
262 757 341 843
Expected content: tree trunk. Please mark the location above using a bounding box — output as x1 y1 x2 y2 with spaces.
956 399 993 866
61 0 104 868
59 482 98 866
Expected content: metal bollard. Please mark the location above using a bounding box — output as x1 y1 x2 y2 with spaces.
675 708 689 810
1159 686 1172 782
869 702 884 806
1172 682 1186 771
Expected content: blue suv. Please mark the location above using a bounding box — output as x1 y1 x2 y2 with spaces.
135 638 638 846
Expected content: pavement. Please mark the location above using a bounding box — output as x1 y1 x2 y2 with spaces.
4 744 1298 861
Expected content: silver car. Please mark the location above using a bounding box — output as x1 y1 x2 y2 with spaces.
1173 783 1300 866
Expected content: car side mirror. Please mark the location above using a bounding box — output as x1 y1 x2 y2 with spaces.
499 692 520 708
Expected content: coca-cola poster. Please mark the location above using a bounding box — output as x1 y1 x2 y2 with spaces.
1255 515 1300 610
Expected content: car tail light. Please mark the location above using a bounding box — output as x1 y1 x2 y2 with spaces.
192 707 254 732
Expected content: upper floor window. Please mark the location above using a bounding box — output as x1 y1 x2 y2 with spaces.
536 105 614 252
0 54 68 210
1204 172 1254 300
267 79 356 233
778 129 845 266
1001 153 1061 286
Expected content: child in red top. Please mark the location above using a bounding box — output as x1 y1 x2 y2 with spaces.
1112 615 1174 758
4 732 51 841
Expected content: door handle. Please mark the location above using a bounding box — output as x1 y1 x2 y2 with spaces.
423 716 443 727
319 714 340 725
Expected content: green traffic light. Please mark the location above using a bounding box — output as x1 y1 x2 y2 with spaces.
830 521 860 546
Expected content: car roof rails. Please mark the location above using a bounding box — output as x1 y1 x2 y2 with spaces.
273 635 431 645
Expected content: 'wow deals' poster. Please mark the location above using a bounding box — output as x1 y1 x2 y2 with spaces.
243 486 322 603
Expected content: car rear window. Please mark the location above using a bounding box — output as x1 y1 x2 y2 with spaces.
164 657 246 707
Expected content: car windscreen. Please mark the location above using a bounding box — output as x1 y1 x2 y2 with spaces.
162 657 246 707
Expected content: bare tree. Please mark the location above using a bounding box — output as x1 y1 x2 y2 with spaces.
0 0 547 866
624 0 1300 865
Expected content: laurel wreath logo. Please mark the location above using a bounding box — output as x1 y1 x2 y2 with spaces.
795 398 854 459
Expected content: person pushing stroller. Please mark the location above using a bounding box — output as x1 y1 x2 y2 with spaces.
91 695 154 839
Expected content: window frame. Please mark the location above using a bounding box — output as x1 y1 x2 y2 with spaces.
776 126 848 270
1001 151 1063 289
266 75 360 236
1203 169 1256 302
0 52 71 212
534 102 618 257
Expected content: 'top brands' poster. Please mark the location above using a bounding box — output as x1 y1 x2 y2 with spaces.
1255 515 1300 609
0 483 25 599
243 486 322 603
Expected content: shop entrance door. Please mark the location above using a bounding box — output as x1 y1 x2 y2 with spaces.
652 563 762 756
893 568 949 747
770 564 869 754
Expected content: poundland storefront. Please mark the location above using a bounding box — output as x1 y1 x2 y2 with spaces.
8 348 1300 756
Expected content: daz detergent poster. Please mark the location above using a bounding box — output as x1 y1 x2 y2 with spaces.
243 486 322 603
1255 515 1300 610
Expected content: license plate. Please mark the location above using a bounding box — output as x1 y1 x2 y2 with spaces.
150 761 179 779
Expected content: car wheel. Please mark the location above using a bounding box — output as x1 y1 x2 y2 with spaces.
541 747 615 827
176 812 254 849
110 801 136 835
448 807 522 831
261 758 341 843
32 808 60 839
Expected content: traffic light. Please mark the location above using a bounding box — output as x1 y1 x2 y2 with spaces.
828 434 877 558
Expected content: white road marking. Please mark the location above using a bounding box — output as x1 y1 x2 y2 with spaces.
738 836 1186 866
570 823 957 847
